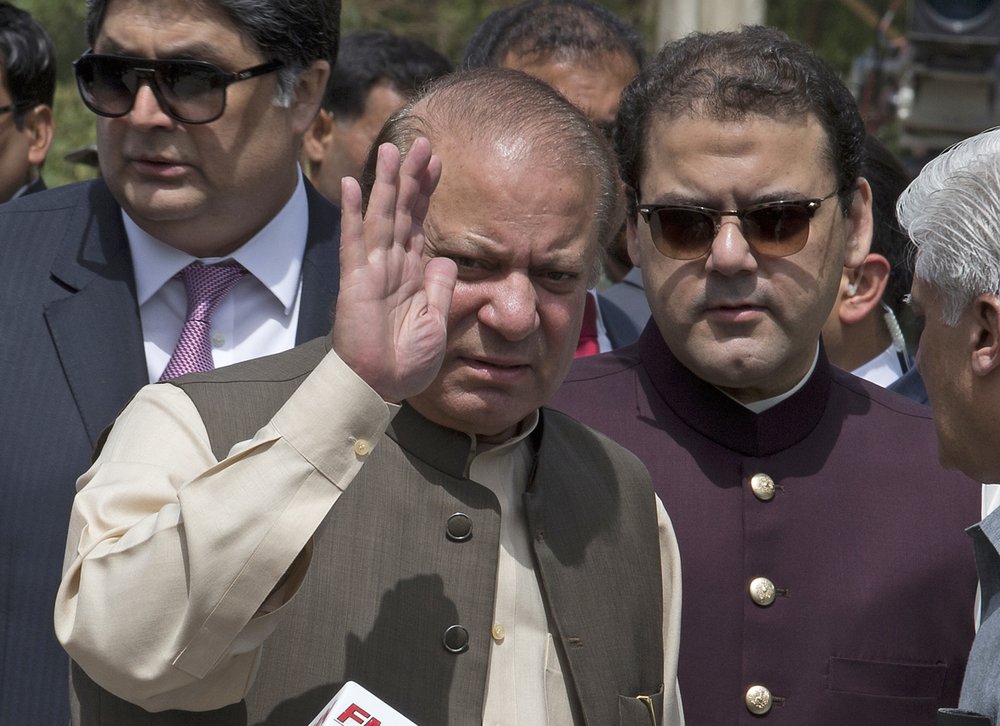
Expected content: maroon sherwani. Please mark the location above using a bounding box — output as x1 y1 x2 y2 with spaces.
551 323 980 725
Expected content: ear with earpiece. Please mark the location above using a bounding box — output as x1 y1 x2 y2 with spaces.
837 253 890 325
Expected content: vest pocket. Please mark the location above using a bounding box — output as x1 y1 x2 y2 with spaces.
826 656 947 698
618 684 664 725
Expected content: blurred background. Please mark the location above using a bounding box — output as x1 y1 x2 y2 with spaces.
11 0 1000 186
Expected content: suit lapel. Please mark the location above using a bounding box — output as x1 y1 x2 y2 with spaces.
43 181 148 448
296 181 341 343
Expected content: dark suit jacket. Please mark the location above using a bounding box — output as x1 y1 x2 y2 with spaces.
889 366 930 404
0 179 341 726
600 268 650 338
71 338 667 725
552 323 981 725
596 291 642 349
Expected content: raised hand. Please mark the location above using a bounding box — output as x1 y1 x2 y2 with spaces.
333 138 457 403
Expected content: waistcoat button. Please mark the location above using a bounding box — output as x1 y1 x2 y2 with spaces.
750 473 776 501
443 624 469 653
749 577 777 606
745 684 773 715
446 512 473 542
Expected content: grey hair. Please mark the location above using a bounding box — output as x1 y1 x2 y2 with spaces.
897 127 1000 325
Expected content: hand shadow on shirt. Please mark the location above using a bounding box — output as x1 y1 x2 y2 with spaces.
257 575 458 726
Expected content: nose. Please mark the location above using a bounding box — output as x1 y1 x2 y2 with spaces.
704 216 758 276
128 82 174 128
477 273 541 341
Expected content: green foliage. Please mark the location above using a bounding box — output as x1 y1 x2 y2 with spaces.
341 0 657 63
766 0 907 77
47 83 99 188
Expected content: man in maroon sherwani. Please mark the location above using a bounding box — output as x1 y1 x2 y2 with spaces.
552 25 980 725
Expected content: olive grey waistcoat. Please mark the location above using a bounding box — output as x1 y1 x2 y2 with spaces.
72 338 665 725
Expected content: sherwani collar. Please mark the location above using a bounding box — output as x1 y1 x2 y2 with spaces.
637 321 832 457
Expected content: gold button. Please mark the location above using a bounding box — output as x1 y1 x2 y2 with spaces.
745 684 772 715
750 473 776 501
749 577 777 607
353 438 372 457
491 623 505 642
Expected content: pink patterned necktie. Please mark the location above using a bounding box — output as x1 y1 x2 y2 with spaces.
159 261 248 381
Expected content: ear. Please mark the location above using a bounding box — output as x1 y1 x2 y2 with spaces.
626 216 641 268
970 293 1000 377
23 104 54 167
302 108 334 168
837 253 890 325
843 176 873 269
290 59 330 137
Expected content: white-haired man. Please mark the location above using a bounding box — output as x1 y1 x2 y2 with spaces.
901 126 1000 725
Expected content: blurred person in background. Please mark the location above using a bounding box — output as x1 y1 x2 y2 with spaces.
0 0 55 203
822 134 913 386
303 30 452 206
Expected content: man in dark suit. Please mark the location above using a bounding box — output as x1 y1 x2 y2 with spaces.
0 0 338 722
552 26 980 724
57 68 682 725
0 1 55 203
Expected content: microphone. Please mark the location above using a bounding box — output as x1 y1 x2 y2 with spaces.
308 681 418 726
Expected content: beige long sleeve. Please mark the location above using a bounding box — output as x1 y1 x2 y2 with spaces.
55 349 392 712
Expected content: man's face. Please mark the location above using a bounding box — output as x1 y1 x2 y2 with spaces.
94 0 318 256
0 66 35 203
308 80 407 205
910 276 987 478
501 50 638 129
633 113 871 402
407 137 600 441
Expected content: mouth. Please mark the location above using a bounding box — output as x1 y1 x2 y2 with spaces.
458 355 532 380
704 302 767 324
127 154 188 178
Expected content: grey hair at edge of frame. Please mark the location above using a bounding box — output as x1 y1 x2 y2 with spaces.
896 127 1000 327
83 0 340 106
615 25 866 217
359 67 625 283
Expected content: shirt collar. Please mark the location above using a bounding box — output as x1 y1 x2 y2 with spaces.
736 344 819 413
126 169 310 314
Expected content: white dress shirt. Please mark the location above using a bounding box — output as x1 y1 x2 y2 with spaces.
851 344 906 388
126 171 310 382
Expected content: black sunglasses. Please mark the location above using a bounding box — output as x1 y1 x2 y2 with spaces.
637 190 841 260
73 51 283 125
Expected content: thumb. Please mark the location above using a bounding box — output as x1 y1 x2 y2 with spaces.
423 257 457 320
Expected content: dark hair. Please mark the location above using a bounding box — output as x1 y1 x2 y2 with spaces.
324 31 452 118
360 67 623 265
616 25 865 215
862 134 912 315
463 0 643 70
86 0 340 99
0 2 55 128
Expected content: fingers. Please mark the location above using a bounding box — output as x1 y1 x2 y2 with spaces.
339 176 366 273
394 138 435 246
364 143 403 253
411 154 443 231
340 138 437 269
